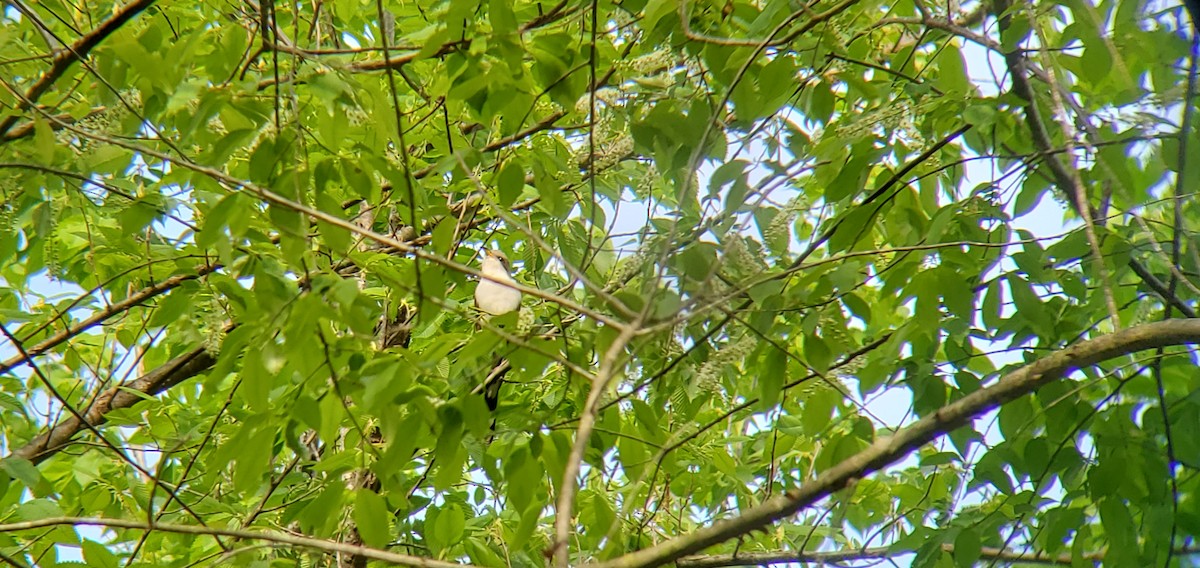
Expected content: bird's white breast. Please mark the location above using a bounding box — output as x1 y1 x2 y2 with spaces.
476 257 522 315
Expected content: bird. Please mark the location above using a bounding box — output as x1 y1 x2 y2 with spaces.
473 249 521 417
475 249 521 315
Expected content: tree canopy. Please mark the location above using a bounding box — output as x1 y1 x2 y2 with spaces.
1 0 1199 567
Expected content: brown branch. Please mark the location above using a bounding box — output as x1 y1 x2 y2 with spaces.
0 516 475 568
588 319 1200 568
2 139 629 469
873 15 1001 52
10 345 216 464
994 0 1119 327
346 41 465 72
255 1 577 90
553 323 641 568
679 0 859 47
874 12 1195 318
0 264 219 377
0 107 107 142
0 0 156 139
0 143 624 469
675 543 1200 567
18 107 622 328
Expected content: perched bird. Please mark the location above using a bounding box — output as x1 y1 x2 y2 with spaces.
475 249 521 315
473 249 520 417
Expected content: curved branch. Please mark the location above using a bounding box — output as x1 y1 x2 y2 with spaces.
0 0 156 139
589 319 1200 568
553 323 641 568
993 0 1189 322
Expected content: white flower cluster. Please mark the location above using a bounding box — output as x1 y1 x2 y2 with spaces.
764 195 806 252
344 106 369 127
43 199 62 277
834 101 909 141
723 234 765 275
595 87 623 107
574 87 623 117
587 133 633 170
246 122 279 154
200 301 226 355
0 202 11 235
694 332 756 396
833 353 865 379
626 49 672 75
608 245 652 287
634 164 658 198
517 305 536 334
207 115 228 136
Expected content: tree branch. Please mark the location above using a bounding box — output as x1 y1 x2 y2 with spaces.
0 264 219 377
588 319 1200 568
553 323 641 568
0 0 156 139
0 516 473 568
10 345 216 464
994 0 1120 327
14 107 624 330
675 543 1200 567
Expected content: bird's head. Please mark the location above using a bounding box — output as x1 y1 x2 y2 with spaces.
483 249 511 272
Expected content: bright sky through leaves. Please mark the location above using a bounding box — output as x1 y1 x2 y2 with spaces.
0 1 1199 568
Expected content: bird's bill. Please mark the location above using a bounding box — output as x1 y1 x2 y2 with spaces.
485 249 510 268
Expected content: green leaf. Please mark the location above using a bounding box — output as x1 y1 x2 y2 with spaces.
0 458 47 496
82 539 119 568
354 490 391 547
952 528 980 568
827 204 879 253
198 193 244 248
1014 174 1049 217
1099 498 1139 567
963 103 996 128
233 423 274 493
801 386 837 436
803 333 832 373
434 408 466 490
33 116 56 161
936 45 971 94
433 504 466 548
299 483 346 535
759 347 786 410
489 0 516 34
497 160 525 207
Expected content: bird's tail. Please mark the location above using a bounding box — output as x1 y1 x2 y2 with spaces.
482 358 511 442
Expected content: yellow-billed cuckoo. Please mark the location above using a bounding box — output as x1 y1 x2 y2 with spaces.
474 249 520 414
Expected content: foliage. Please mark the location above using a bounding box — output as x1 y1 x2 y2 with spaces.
0 0 1198 567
